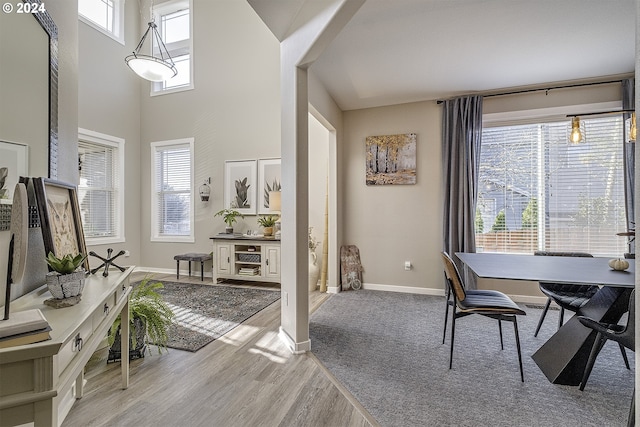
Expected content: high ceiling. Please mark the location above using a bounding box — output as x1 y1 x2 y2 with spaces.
250 0 636 111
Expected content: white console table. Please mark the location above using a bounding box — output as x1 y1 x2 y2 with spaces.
0 267 134 426
211 236 280 283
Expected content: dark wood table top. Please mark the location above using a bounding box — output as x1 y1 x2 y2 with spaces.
455 252 635 288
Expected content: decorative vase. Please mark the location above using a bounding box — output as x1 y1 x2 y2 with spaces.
225 226 233 234
108 317 147 362
45 270 86 300
309 249 320 291
264 226 273 237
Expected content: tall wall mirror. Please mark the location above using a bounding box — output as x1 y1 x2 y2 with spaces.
0 0 57 305
0 0 57 222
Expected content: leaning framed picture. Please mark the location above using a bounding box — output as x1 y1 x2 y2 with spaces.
224 160 257 215
257 158 281 214
33 177 90 271
0 141 28 204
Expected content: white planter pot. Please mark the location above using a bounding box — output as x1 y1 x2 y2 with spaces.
45 270 86 299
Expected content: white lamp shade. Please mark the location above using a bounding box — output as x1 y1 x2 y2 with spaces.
269 191 281 211
126 56 177 82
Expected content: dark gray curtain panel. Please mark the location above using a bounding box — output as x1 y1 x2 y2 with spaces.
441 95 483 288
622 78 635 249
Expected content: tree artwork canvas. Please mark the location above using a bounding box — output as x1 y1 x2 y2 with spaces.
366 133 417 185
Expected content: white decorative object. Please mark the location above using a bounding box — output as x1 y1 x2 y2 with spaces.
45 270 86 300
309 249 320 291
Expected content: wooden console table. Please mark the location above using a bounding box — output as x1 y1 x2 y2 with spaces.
211 236 280 283
0 267 134 426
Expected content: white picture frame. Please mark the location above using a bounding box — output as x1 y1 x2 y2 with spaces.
0 141 29 204
257 158 281 214
224 160 257 215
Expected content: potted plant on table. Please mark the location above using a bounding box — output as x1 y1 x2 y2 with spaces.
45 252 88 305
107 276 174 362
257 215 277 237
215 209 244 234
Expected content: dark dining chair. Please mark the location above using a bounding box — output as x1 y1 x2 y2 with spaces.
441 252 527 382
533 251 598 337
578 289 635 426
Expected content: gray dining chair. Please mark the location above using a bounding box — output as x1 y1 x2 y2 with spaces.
441 252 527 382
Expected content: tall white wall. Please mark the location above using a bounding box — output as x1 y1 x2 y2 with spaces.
139 0 281 270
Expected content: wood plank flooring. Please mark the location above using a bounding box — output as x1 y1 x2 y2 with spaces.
62 273 376 427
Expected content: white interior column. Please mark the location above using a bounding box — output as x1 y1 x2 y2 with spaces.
278 0 365 352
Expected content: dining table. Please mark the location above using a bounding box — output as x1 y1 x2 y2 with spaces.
455 252 635 385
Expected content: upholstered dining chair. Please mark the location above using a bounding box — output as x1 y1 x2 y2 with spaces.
578 289 635 427
533 251 598 337
441 252 527 382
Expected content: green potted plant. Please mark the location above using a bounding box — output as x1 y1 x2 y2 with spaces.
107 276 174 362
45 252 87 302
215 208 244 234
257 215 277 237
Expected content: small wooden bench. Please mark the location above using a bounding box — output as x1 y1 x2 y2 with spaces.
173 253 212 281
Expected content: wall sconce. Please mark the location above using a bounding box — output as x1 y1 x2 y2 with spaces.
199 178 211 202
269 191 281 239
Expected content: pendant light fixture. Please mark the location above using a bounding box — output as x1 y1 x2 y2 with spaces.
125 3 177 82
567 109 636 144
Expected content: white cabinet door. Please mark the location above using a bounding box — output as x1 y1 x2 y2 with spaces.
263 245 280 280
216 243 232 275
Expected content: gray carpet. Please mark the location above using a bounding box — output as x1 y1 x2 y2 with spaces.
310 290 634 427
155 282 280 352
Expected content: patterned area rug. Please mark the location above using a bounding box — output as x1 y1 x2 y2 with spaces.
153 281 280 352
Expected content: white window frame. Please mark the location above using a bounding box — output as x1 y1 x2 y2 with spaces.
150 138 195 243
478 101 625 257
78 0 125 45
78 128 125 245
150 0 194 96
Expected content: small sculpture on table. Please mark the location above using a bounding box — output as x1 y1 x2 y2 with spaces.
89 248 126 277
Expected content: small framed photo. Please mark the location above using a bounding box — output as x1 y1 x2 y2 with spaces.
0 141 28 204
257 158 281 214
33 177 90 271
224 160 257 215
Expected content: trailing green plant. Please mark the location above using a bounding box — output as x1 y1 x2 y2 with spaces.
108 276 174 354
215 209 244 227
45 252 87 274
257 215 277 228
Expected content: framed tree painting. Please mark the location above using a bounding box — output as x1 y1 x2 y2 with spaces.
33 177 90 271
224 160 257 215
0 141 28 204
365 133 417 185
258 158 281 214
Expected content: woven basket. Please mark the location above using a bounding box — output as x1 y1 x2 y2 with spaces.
238 253 261 263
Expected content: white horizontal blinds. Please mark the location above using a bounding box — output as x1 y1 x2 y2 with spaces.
78 140 117 238
154 143 191 236
476 116 626 257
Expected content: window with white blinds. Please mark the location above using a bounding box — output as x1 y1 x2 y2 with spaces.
476 115 627 257
151 138 194 242
78 130 124 244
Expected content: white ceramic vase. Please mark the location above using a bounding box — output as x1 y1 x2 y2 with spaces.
309 250 320 291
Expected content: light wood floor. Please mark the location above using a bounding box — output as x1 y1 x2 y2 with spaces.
62 272 377 427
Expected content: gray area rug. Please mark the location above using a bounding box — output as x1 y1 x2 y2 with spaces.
310 290 634 427
153 282 280 352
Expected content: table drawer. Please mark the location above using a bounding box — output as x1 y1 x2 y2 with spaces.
57 319 93 375
92 291 117 333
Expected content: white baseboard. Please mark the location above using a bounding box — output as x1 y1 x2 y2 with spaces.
279 326 311 354
134 266 213 279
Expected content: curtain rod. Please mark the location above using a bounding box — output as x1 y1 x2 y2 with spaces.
436 79 624 104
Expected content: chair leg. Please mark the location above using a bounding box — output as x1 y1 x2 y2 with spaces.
558 307 565 330
619 343 631 370
579 332 607 391
534 298 552 337
449 312 456 370
176 261 180 279
443 287 451 344
498 319 504 350
513 317 524 382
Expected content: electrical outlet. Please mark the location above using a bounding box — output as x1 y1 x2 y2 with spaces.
404 261 412 271
124 250 130 257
